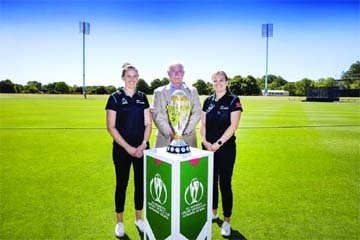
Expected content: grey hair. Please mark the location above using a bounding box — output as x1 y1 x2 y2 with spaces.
167 61 184 72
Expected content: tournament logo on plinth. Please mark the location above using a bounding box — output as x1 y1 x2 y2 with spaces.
184 178 204 206
146 156 172 239
180 157 208 239
167 90 192 154
149 173 168 205
148 173 170 220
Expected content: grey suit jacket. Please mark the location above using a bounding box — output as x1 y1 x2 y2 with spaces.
151 83 201 148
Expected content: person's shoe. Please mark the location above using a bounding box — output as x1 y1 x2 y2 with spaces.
212 213 218 220
135 219 145 232
221 221 231 236
115 222 125 237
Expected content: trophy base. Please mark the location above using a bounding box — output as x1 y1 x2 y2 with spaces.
167 139 191 154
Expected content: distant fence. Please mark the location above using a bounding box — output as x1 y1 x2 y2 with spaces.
306 87 340 102
340 98 360 103
288 97 305 101
340 89 360 97
306 87 360 102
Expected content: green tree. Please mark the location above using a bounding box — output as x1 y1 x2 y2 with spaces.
229 75 244 95
257 75 287 91
107 85 117 94
244 75 261 95
137 78 152 94
24 81 42 93
27 81 42 91
95 86 107 94
256 77 265 91
261 75 287 90
342 61 360 79
282 82 296 96
294 78 315 96
206 82 214 95
72 85 83 94
24 85 40 93
0 79 16 93
43 82 70 94
14 83 24 93
150 78 163 91
54 82 70 93
341 61 360 89
229 75 261 95
192 79 209 95
349 80 360 89
315 77 336 87
43 83 55 93
161 77 169 86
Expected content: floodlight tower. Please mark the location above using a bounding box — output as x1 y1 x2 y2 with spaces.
79 21 90 99
262 23 273 96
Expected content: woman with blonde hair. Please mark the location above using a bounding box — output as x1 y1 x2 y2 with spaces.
105 63 152 237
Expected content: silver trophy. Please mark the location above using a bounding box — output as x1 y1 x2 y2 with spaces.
166 90 192 154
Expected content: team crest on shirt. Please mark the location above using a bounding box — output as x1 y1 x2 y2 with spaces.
121 98 128 104
206 102 216 112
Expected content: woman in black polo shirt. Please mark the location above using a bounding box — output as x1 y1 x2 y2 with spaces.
105 63 152 238
200 71 243 237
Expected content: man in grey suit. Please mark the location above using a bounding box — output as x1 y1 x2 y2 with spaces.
151 62 201 148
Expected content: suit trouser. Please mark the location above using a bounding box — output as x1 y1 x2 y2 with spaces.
212 143 236 218
113 146 144 213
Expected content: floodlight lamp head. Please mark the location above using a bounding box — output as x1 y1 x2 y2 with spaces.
79 21 90 35
262 23 273 38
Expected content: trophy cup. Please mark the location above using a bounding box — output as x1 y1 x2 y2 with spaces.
167 90 192 154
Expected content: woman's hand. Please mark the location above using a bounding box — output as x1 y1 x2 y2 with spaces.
210 142 221 152
203 141 213 151
125 145 137 157
134 142 147 158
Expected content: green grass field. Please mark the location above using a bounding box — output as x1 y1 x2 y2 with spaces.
0 94 359 240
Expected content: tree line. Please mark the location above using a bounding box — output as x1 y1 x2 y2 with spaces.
1 61 359 96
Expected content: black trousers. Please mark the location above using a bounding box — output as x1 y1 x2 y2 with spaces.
212 143 236 218
113 146 144 213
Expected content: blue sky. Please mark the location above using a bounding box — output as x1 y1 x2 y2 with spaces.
1 0 359 88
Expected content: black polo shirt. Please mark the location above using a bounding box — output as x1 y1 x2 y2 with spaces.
202 92 243 145
105 88 149 147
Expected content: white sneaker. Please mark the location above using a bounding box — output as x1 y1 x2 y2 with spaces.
135 219 145 232
212 213 218 220
221 221 231 236
115 222 124 237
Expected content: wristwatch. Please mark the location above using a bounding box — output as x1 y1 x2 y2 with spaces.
217 140 223 146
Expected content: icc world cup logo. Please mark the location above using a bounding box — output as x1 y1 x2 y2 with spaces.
149 173 168 205
184 178 204 205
